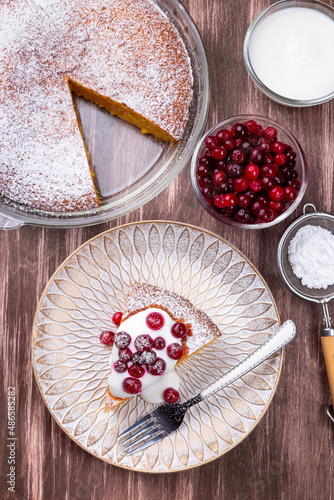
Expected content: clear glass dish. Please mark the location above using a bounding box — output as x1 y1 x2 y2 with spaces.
190 115 308 230
243 0 334 107
0 0 209 229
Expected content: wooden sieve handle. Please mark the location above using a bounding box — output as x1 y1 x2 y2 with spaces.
321 334 334 405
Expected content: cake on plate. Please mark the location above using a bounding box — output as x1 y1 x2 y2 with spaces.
104 283 221 410
0 0 193 212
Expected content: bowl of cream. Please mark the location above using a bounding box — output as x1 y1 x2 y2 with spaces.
243 0 334 106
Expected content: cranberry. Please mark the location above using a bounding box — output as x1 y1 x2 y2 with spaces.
216 160 226 171
163 388 180 404
250 200 265 214
235 208 252 223
114 332 131 349
99 330 114 346
217 129 233 143
223 193 238 208
112 312 123 326
239 139 253 155
230 149 246 164
141 349 157 365
214 194 225 208
147 358 166 375
122 377 142 394
167 343 183 360
272 141 285 154
280 166 295 180
226 163 244 177
223 138 236 151
283 186 297 202
288 179 301 190
238 193 251 208
204 150 213 159
274 172 285 186
118 348 132 363
258 207 271 222
261 164 278 178
233 176 249 193
268 186 284 201
197 164 210 177
257 194 269 205
256 124 264 137
250 147 265 165
212 146 227 160
286 150 296 161
224 206 237 215
153 337 166 350
264 126 277 141
245 120 259 134
202 184 215 199
267 209 277 222
274 153 287 166
199 156 211 167
261 176 274 190
231 123 248 139
114 360 128 373
128 364 145 378
171 322 187 339
131 352 144 365
146 312 165 330
197 175 211 189
258 138 272 153
245 164 259 180
250 180 262 192
134 334 154 352
205 135 218 150
264 153 274 164
268 200 284 212
213 171 226 186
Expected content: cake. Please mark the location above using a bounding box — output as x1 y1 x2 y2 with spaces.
104 284 221 410
0 0 193 212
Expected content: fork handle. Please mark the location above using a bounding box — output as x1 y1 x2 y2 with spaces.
195 320 296 402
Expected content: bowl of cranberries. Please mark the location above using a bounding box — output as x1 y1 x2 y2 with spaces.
191 115 307 228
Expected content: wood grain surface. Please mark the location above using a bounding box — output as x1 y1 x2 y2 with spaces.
1 0 334 499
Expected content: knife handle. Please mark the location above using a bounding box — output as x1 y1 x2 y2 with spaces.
321 334 334 405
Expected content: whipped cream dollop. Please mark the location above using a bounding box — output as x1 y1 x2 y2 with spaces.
108 308 182 402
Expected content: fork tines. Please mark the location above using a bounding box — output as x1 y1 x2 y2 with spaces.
117 411 166 455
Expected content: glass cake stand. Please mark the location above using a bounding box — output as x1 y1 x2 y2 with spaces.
0 0 209 229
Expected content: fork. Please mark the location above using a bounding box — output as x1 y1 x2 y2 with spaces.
117 320 296 455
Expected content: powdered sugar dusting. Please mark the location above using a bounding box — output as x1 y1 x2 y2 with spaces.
0 0 193 211
124 283 222 353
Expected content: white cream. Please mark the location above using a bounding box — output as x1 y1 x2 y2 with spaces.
248 7 334 100
108 308 181 400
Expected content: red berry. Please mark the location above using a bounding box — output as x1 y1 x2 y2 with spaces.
283 186 297 202
213 171 226 186
131 352 144 365
163 388 180 403
171 322 187 339
114 360 127 373
268 200 284 212
287 179 301 190
268 186 284 201
167 343 183 360
274 153 287 166
226 163 244 177
250 147 265 165
202 184 215 199
118 348 132 363
128 364 145 378
214 194 225 208
245 163 259 180
238 193 251 208
99 330 114 346
205 135 218 150
146 358 166 376
271 141 285 154
212 146 227 160
153 337 166 350
134 334 154 352
230 149 246 164
258 138 272 153
250 200 265 214
122 377 142 394
231 123 249 139
223 193 238 208
223 138 235 151
258 207 271 222
250 180 262 192
146 312 165 330
233 176 249 193
141 349 157 365
264 126 277 141
216 129 233 143
261 176 274 190
245 120 259 134
114 331 131 349
112 312 123 326
197 164 210 178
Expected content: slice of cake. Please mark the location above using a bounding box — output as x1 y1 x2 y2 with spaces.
104 284 221 410
0 0 193 211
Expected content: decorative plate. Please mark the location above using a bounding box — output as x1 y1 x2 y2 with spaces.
32 222 282 472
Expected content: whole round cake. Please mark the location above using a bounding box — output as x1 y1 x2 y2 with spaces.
0 0 193 211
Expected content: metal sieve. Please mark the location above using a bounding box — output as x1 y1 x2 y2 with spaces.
277 203 334 423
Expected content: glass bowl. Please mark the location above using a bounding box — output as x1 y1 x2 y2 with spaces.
190 115 308 230
243 0 334 107
0 0 209 229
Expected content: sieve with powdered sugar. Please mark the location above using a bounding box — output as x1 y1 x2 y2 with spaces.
277 203 334 423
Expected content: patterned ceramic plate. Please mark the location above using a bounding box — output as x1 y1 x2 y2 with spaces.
32 221 282 472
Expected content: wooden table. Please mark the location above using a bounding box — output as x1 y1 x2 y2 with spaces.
1 0 334 498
